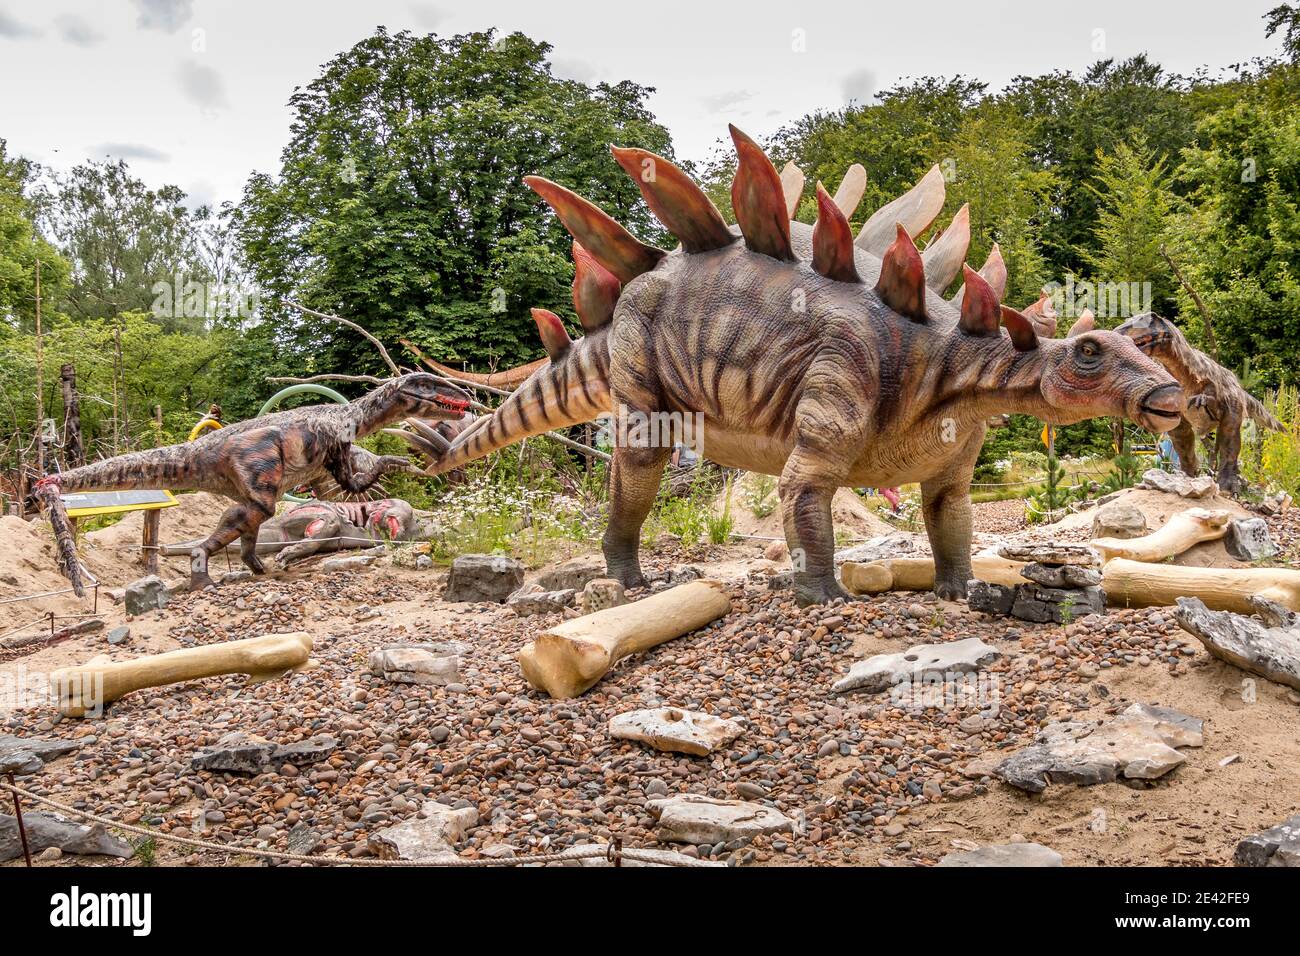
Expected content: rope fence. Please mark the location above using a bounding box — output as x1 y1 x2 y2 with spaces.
0 777 713 868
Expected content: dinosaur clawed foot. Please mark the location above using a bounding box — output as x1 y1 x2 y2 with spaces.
794 577 854 607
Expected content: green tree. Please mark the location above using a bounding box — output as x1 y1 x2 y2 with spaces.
0 139 69 332
236 27 675 381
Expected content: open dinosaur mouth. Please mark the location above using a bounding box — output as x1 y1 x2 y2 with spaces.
433 395 471 413
1138 383 1185 430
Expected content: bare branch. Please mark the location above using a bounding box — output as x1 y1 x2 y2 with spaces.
285 299 401 375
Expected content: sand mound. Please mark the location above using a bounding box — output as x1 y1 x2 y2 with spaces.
721 472 898 541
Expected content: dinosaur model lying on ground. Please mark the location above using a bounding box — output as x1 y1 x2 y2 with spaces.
163 497 419 568
1113 312 1284 494
36 373 470 595
413 126 1185 605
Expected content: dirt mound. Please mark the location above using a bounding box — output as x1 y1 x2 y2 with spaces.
721 472 898 541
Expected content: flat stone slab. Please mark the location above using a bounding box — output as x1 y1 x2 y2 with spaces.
1137 468 1218 498
1235 814 1300 867
609 707 744 756
506 587 575 617
0 734 82 775
537 556 607 592
1174 597 1300 691
995 702 1203 793
831 637 1001 695
937 842 1064 867
647 794 793 844
834 534 919 565
191 732 337 774
368 644 461 686
1020 562 1102 588
1 812 132 862
369 802 477 861
444 554 525 603
996 542 1100 566
1010 584 1105 624
320 554 377 571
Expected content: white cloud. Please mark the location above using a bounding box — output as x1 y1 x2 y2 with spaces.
176 60 229 113
55 14 104 47
132 0 195 33
841 68 876 106
700 89 755 113
0 10 42 39
92 142 171 163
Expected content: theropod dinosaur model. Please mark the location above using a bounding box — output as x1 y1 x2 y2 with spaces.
414 126 1184 605
36 373 470 594
1113 312 1284 493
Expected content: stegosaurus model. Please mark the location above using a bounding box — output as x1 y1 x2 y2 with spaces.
37 373 470 595
1114 312 1285 493
414 126 1185 605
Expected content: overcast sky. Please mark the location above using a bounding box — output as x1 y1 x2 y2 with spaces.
0 0 1287 209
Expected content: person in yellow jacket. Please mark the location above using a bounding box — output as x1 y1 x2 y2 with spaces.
188 404 224 441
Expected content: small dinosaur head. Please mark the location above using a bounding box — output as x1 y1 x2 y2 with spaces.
391 373 472 420
1112 312 1182 362
1039 314 1185 433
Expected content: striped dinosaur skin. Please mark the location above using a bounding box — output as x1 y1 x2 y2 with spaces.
1115 312 1285 494
423 128 1186 605
37 373 469 595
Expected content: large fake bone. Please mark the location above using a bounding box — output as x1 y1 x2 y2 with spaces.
50 632 314 718
1100 559 1300 614
841 551 1024 594
518 580 731 699
1091 508 1233 563
1174 596 1300 691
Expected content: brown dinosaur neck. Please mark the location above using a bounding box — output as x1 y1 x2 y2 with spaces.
349 382 410 437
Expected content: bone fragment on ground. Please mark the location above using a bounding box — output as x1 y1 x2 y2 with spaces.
609 707 744 756
50 631 314 717
1100 559 1300 614
841 551 1024 594
1090 507 1233 563
1173 596 1300 691
368 644 461 686
518 579 731 699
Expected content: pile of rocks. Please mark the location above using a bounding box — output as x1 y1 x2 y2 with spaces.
969 543 1105 625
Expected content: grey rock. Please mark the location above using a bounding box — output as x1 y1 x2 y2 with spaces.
1235 814 1300 867
1225 517 1277 562
415 555 433 570
831 637 1001 695
369 802 477 861
106 625 131 646
834 534 919 565
506 587 576 617
321 554 377 571
1010 584 1105 624
768 571 795 591
1137 468 1218 498
667 564 703 585
537 555 607 592
646 794 793 844
191 732 337 774
287 823 323 856
444 554 525 603
967 580 1016 616
368 645 460 686
937 842 1064 867
1091 501 1149 540
1020 562 1103 588
997 542 1100 566
124 574 168 615
0 813 132 862
0 735 82 774
1174 596 1300 691
609 707 744 756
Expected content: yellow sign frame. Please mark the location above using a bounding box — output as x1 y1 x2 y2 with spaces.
64 490 180 519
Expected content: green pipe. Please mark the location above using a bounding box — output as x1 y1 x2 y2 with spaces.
258 384 351 502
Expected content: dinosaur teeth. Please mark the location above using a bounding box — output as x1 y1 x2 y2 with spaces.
811 182 861 283
609 146 735 254
729 125 797 262
874 223 929 323
524 175 665 284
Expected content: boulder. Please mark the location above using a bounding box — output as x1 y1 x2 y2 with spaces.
1 813 132 862
507 587 576 617
937 842 1064 867
834 534 918 565
368 802 477 862
581 577 627 615
1010 584 1106 624
0 734 82 774
537 555 607 592
1091 501 1149 540
831 637 1001 695
368 645 460 686
444 554 525 603
106 625 131 646
646 794 793 844
1224 517 1278 562
996 542 1100 566
1137 468 1218 498
124 574 168 615
1235 814 1300 867
1020 562 1103 588
191 732 337 774
995 702 1203 793
609 707 744 756
1174 596 1300 691
967 580 1016 616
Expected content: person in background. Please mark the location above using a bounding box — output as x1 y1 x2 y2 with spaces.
671 442 698 469
1158 434 1180 471
188 403 224 441
880 486 902 514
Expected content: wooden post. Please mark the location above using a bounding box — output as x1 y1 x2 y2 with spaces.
112 323 123 453
142 509 160 574
60 363 84 468
33 259 44 476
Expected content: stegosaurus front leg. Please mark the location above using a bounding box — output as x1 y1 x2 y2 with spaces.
920 435 981 601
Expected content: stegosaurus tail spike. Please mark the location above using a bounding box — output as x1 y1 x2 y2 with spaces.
1002 305 1039 352
729 125 797 262
780 161 805 219
609 146 735 254
812 183 861 283
1067 309 1096 338
921 203 970 291
572 241 622 331
950 242 1007 308
856 164 946 255
524 175 665 284
875 223 928 323
532 308 572 361
833 163 867 219
957 263 1000 337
